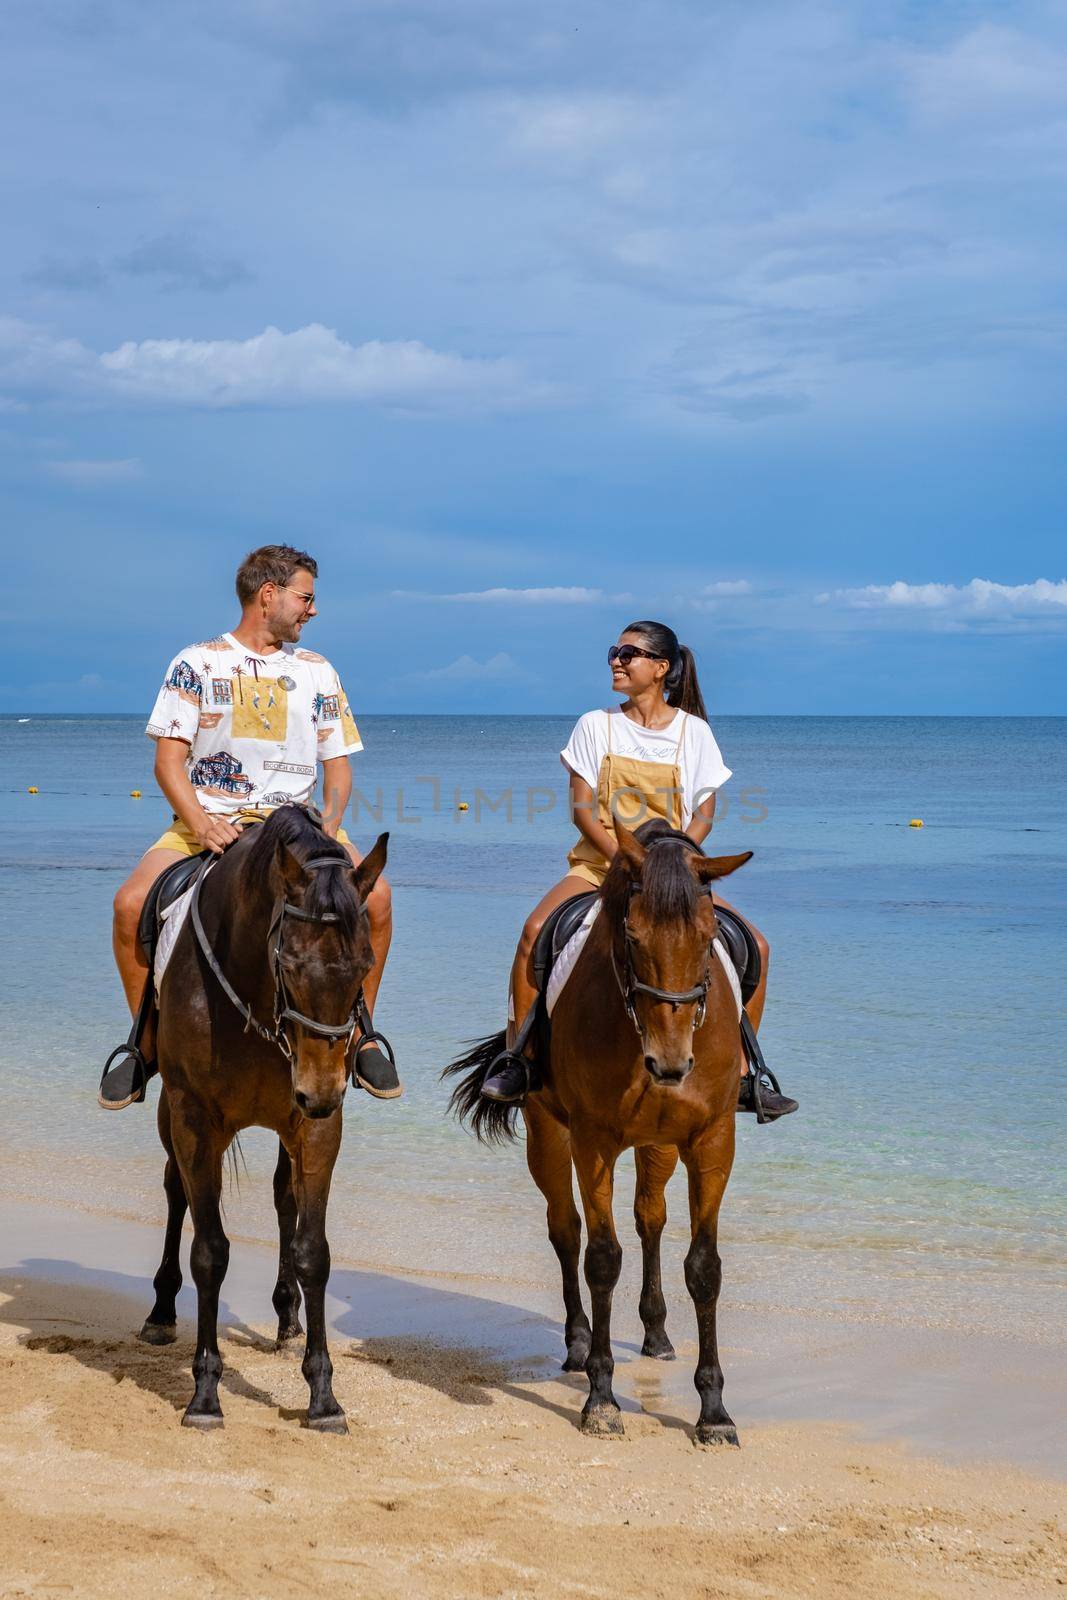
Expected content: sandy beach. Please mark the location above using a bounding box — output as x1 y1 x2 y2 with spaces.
2 1195 1063 1600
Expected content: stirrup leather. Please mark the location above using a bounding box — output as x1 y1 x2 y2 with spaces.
740 1013 784 1125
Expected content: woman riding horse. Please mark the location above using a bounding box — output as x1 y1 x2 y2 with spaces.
480 619 797 1119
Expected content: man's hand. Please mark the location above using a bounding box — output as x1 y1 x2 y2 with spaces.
192 813 243 855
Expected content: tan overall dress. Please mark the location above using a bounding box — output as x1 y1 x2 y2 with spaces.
567 711 688 887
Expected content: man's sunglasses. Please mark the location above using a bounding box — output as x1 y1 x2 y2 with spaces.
608 644 663 667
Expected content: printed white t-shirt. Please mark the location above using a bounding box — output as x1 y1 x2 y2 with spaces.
560 707 731 825
146 632 362 816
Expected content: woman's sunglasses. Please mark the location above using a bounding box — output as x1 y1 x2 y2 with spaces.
608 644 663 667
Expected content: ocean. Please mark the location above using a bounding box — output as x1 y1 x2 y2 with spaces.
1 713 1064 1345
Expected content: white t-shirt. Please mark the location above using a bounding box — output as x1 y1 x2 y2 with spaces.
146 632 362 816
560 707 731 826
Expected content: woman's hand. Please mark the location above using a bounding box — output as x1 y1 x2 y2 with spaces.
570 773 617 859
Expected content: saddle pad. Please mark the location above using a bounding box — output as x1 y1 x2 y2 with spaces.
153 860 215 998
545 899 602 1016
544 904 743 1021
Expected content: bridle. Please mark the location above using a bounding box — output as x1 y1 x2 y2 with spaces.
190 853 363 1062
610 836 719 1036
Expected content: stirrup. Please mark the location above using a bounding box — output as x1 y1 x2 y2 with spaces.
350 1020 402 1099
738 1014 796 1123
98 1044 153 1110
480 1050 536 1105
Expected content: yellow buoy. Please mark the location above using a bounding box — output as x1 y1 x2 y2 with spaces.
27 786 38 794
130 789 142 798
457 801 470 811
909 818 924 828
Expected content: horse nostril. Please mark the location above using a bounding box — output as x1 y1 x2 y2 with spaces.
644 1055 659 1076
294 1090 309 1112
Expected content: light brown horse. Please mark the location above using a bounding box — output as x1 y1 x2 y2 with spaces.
138 805 387 1432
447 820 752 1444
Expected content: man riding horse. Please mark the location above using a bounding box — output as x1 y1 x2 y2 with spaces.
99 543 401 1109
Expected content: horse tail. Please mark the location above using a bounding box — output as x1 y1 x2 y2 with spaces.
442 1030 520 1145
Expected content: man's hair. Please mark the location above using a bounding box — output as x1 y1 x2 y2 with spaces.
235 545 318 606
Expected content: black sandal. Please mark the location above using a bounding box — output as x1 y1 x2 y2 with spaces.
99 1044 156 1110
351 1023 403 1100
99 978 158 1110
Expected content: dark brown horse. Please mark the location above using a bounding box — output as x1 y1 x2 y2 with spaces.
138 805 387 1432
447 820 752 1445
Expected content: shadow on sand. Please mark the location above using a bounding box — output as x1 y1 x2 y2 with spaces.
0 1257 695 1436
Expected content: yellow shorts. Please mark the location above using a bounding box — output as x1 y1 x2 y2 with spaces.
149 810 352 858
566 857 609 888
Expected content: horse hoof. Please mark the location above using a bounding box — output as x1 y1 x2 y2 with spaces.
580 1408 624 1438
276 1323 304 1346
181 1410 224 1431
306 1412 348 1435
561 1349 589 1373
640 1336 676 1361
138 1321 177 1346
694 1422 739 1448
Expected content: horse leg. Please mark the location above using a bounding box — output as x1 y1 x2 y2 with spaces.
524 1100 591 1372
271 1141 303 1344
168 1105 230 1430
139 1089 188 1345
571 1126 624 1437
289 1114 346 1433
634 1144 679 1360
682 1121 739 1447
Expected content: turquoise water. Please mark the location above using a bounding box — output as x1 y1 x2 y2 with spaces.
1 715 1064 1339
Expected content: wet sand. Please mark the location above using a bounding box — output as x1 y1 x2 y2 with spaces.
1 1196 1064 1599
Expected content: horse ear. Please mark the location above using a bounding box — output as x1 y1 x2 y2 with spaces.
278 842 306 893
614 822 647 876
354 832 389 903
692 850 753 883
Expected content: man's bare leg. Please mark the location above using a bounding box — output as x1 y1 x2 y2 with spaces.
101 847 188 1109
112 848 188 1014
342 842 400 1098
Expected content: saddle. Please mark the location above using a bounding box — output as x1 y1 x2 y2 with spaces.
531 892 761 1009
137 851 212 964
532 891 599 993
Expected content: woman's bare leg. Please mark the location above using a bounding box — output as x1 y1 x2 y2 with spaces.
507 874 595 1051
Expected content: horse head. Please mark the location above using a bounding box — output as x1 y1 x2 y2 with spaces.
611 822 752 1085
262 817 389 1119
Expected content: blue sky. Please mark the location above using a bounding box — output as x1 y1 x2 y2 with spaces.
1 0 1064 714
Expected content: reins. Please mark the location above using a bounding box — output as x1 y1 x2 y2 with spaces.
190 848 363 1061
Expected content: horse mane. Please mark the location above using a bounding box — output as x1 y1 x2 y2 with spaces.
244 805 361 941
601 819 704 925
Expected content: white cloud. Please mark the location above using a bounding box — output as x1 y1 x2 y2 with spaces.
395 585 626 604
45 457 142 486
701 580 752 597
503 93 649 159
817 578 1067 624
0 318 540 414
906 26 1067 125
420 652 525 683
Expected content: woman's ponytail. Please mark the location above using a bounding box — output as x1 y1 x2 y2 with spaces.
624 619 709 721
667 643 708 720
